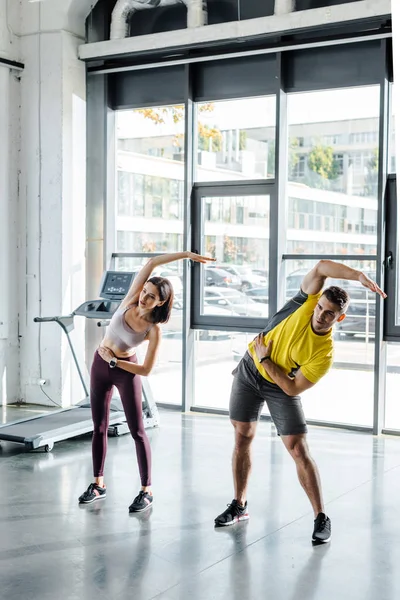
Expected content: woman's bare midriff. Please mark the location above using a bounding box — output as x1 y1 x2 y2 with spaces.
100 337 136 359
99 305 152 359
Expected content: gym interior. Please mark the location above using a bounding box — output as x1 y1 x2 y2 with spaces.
0 0 399 598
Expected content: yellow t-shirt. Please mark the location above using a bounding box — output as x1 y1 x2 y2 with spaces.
248 289 334 385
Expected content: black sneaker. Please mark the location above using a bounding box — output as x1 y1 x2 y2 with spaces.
78 483 106 504
214 499 249 527
129 491 153 513
312 513 331 543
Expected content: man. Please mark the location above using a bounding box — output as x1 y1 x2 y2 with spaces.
214 260 386 542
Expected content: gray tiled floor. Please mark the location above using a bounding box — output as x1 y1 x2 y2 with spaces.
1 406 400 599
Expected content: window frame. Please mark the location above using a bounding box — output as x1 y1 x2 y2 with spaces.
384 175 399 340
191 181 276 332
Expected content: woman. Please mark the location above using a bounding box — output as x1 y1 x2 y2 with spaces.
79 251 214 511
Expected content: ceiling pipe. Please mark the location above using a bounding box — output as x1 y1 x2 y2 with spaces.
110 0 207 40
274 0 296 16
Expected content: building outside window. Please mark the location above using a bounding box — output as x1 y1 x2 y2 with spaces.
285 86 380 427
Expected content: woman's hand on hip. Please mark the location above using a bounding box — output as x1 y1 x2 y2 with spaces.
98 346 115 364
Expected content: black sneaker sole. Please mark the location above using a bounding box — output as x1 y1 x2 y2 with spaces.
129 500 153 513
214 513 249 527
79 493 106 504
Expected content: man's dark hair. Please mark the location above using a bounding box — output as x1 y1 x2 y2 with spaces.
322 286 350 313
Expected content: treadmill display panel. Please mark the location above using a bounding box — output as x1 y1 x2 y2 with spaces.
100 272 134 300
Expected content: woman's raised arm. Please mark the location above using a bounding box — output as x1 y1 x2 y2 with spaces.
121 251 215 307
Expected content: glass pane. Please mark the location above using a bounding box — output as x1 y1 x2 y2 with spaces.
193 331 256 410
200 195 269 318
385 343 400 429
137 320 182 406
195 97 276 182
283 259 377 426
116 106 185 257
287 87 380 257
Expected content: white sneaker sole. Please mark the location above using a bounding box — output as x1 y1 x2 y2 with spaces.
79 494 106 504
312 535 331 543
129 500 153 513
215 514 249 527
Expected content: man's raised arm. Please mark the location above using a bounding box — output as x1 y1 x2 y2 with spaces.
301 260 387 298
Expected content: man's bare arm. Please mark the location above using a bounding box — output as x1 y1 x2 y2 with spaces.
253 335 314 396
261 357 315 396
301 260 386 298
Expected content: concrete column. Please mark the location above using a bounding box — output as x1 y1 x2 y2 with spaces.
19 7 87 407
0 66 10 343
0 0 21 406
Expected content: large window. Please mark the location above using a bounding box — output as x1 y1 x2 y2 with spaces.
195 97 276 182
285 86 380 428
287 87 380 259
104 42 397 431
116 106 185 255
115 107 186 405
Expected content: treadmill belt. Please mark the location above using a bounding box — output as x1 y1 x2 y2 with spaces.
0 408 94 437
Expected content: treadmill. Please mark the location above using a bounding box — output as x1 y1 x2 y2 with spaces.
0 271 160 452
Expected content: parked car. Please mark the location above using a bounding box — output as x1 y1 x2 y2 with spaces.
131 265 183 295
285 269 309 299
286 269 377 338
245 287 269 305
204 267 241 290
207 263 267 292
252 268 268 279
204 287 268 318
336 299 376 338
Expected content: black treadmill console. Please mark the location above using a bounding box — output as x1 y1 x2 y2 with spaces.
74 271 135 319
99 271 135 301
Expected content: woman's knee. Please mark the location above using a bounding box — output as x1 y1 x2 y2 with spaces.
93 423 108 436
130 427 147 443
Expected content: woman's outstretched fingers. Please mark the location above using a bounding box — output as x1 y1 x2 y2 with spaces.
187 252 216 263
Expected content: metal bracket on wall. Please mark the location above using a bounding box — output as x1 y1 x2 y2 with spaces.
0 57 24 71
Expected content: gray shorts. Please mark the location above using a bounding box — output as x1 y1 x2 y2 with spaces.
229 352 308 436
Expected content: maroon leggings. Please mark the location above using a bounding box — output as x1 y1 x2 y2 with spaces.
90 350 151 486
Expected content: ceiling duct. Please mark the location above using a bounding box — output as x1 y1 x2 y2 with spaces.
274 0 296 16
110 0 208 40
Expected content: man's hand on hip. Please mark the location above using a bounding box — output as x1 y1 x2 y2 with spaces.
254 333 272 362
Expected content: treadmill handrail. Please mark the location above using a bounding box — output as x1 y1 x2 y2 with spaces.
34 315 74 322
33 315 89 397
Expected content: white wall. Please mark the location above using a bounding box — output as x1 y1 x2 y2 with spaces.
0 0 90 407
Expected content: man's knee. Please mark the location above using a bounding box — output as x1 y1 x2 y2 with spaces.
231 420 257 450
284 435 311 465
